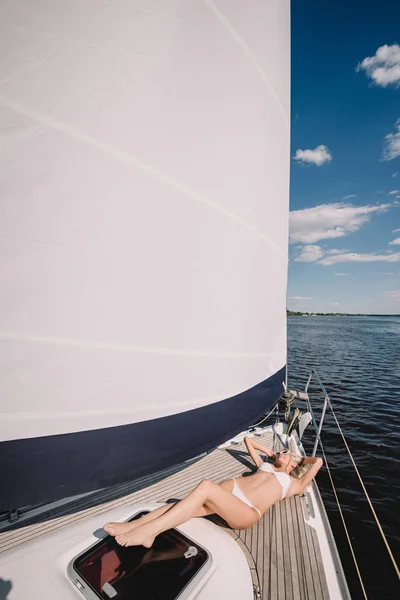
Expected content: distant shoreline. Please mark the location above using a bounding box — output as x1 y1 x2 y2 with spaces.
287 310 399 317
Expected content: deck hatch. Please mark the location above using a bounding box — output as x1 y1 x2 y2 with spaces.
68 511 211 600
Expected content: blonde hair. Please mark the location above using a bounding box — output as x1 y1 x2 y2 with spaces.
273 450 309 478
289 453 308 479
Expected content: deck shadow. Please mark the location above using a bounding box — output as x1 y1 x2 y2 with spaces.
0 579 12 600
225 449 256 473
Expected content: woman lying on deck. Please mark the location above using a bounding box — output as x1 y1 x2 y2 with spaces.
104 436 323 548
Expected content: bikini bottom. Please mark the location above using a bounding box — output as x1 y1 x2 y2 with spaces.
231 478 262 519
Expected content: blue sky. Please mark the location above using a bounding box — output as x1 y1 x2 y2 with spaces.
288 0 400 314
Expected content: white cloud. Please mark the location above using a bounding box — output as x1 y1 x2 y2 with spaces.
293 145 332 166
381 291 400 303
342 194 357 200
332 302 341 306
326 249 347 255
388 190 399 195
319 251 400 266
382 120 400 161
394 200 400 205
294 245 324 262
288 296 313 301
389 237 400 245
334 272 347 276
356 44 400 86
289 202 390 244
382 272 394 275
393 172 398 178
393 228 400 233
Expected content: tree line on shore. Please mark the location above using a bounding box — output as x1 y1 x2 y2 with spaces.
287 310 399 317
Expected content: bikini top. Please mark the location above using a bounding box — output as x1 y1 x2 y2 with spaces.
258 462 292 499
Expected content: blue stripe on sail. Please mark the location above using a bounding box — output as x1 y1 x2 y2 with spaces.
0 366 285 511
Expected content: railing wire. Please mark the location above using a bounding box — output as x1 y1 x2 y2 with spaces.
307 369 400 589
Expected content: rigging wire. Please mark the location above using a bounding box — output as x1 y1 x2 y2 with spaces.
319 439 368 600
325 398 400 581
249 403 279 428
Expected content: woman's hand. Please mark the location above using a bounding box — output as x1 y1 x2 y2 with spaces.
263 447 276 458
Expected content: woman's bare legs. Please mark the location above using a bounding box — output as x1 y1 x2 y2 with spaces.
104 479 233 536
104 502 211 536
115 479 259 547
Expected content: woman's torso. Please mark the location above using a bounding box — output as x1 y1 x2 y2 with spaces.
235 468 292 513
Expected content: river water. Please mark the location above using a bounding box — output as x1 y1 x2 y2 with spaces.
287 316 400 600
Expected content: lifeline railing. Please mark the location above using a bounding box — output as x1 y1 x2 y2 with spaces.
303 368 400 599
304 368 330 456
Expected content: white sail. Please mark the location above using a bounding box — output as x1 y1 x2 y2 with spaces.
0 0 290 509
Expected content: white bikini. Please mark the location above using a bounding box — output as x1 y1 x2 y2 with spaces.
231 462 292 519
257 462 292 499
231 479 262 519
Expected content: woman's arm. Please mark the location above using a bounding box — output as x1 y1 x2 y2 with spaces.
301 456 321 465
244 436 275 468
287 457 323 497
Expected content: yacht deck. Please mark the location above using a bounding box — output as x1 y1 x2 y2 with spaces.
0 428 344 599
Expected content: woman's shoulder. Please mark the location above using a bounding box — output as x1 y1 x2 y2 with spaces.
258 461 274 472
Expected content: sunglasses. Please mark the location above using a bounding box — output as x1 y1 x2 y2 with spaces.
275 450 289 456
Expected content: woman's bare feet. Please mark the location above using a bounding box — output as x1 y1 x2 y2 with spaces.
104 504 177 537
116 523 156 548
104 522 136 536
